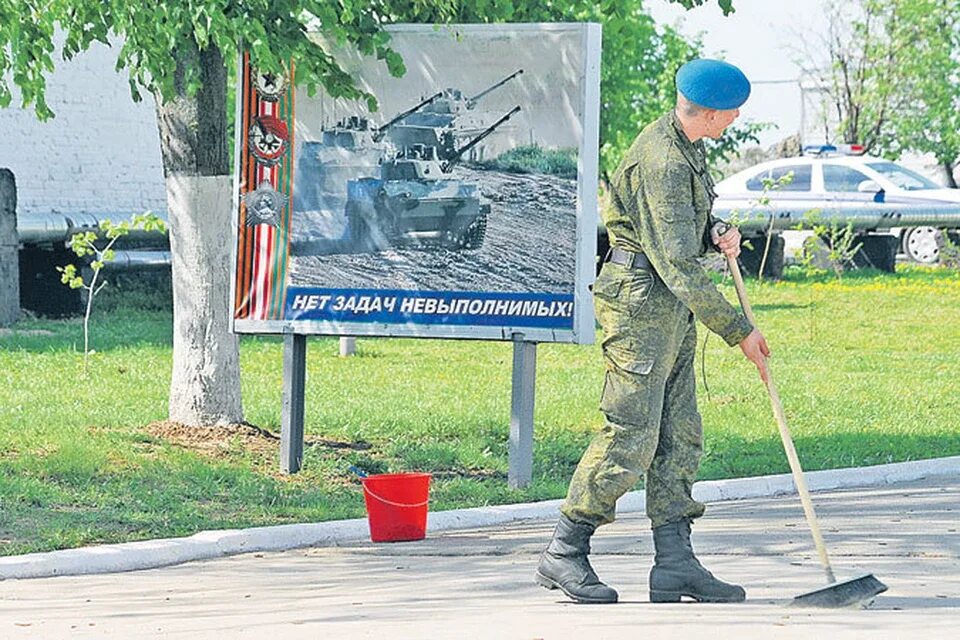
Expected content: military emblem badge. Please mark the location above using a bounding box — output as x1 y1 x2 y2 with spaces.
254 70 287 102
249 115 289 165
243 181 289 227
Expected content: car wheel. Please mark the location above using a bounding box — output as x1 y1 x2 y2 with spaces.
902 226 943 264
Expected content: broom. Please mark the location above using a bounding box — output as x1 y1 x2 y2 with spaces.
720 227 888 608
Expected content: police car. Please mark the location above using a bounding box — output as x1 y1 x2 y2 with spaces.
714 144 960 264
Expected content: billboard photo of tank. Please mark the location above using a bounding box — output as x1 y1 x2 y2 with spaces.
382 69 524 165
291 91 444 252
232 23 600 342
345 105 522 253
288 24 593 296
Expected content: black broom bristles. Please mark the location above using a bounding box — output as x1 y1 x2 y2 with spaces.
791 573 888 608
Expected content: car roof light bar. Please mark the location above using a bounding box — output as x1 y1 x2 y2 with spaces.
802 143 866 157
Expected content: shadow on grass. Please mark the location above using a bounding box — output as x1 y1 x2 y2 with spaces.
750 302 813 311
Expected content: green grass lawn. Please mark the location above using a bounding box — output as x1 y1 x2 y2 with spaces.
1 265 959 555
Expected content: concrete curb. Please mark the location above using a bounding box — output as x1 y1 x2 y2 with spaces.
2 455 958 580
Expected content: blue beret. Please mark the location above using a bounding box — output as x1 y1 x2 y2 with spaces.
676 59 751 110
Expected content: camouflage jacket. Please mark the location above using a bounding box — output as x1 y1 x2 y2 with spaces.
603 111 753 347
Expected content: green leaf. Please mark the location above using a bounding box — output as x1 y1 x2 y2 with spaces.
2 0 733 181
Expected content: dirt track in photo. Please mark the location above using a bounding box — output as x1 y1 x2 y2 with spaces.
288 168 577 293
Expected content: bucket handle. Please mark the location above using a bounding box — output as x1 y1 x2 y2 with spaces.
363 484 429 509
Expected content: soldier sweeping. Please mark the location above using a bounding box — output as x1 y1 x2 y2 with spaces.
536 59 771 604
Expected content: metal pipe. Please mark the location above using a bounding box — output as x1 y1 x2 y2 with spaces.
17 212 71 244
100 250 171 271
17 211 169 245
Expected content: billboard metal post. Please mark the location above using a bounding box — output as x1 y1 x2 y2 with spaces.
339 336 356 357
231 24 602 475
508 337 537 488
281 333 307 473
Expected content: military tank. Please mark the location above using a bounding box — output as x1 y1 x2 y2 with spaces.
292 93 443 250
346 106 522 252
385 70 523 163
295 93 442 211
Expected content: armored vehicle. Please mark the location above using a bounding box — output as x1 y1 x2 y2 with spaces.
385 70 523 162
295 93 442 210
346 106 522 251
295 116 382 216
292 93 443 247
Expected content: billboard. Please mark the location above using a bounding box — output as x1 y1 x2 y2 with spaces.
231 23 601 343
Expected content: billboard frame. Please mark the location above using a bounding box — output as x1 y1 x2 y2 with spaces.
229 22 602 345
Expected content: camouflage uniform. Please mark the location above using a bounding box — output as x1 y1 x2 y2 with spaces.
561 111 753 529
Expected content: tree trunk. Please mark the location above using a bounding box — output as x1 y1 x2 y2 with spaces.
943 162 958 189
155 41 243 426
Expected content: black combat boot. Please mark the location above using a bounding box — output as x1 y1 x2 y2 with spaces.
535 515 619 603
649 518 746 603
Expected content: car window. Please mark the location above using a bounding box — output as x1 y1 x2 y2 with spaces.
745 164 811 191
823 164 872 192
865 161 940 190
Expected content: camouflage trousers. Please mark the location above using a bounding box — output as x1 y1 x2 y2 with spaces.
561 260 707 529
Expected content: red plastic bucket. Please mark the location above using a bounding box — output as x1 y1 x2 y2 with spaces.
361 472 432 542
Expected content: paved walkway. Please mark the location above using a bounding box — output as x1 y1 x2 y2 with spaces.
1 477 958 639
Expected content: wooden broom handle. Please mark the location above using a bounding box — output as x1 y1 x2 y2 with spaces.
726 254 837 584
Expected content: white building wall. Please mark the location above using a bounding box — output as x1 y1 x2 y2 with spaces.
0 38 166 216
